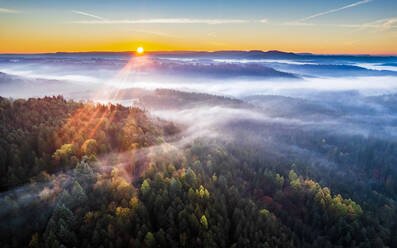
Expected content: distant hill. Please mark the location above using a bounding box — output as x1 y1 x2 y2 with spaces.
151 61 299 78
0 71 87 99
269 63 397 77
2 50 396 63
97 88 251 110
244 95 339 118
152 50 299 59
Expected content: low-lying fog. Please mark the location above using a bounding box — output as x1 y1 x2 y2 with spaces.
1 52 397 99
1 51 397 168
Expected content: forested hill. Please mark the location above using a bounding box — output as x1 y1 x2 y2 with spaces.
97 88 250 110
0 96 396 248
0 96 172 189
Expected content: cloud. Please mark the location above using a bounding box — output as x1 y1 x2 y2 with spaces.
72 10 105 20
130 28 178 38
281 17 397 31
0 8 20 14
338 17 397 30
70 18 249 25
382 18 397 29
281 21 315 26
299 0 372 22
69 10 264 25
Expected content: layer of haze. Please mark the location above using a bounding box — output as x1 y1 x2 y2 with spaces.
1 53 397 99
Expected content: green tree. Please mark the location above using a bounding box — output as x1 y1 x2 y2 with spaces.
144 232 156 247
141 179 151 196
186 168 197 186
52 144 77 168
71 181 87 205
28 233 39 248
200 215 208 229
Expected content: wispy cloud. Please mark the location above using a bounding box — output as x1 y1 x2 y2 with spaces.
130 29 178 38
382 18 397 29
69 10 268 25
338 17 397 30
299 0 372 22
281 16 397 31
0 8 21 14
72 10 105 20
70 18 249 25
281 21 315 26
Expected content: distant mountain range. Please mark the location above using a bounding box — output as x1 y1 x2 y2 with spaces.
1 50 396 61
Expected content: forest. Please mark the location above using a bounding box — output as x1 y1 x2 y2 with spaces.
2 0 397 246
1 95 396 248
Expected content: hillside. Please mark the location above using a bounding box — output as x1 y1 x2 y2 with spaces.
0 95 396 248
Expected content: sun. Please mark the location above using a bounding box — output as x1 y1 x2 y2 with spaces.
137 47 144 54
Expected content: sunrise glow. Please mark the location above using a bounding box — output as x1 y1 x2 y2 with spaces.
0 1 396 54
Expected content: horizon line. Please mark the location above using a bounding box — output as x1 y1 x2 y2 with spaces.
0 49 396 56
